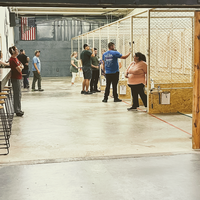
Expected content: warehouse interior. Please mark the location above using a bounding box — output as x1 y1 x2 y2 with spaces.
0 3 200 199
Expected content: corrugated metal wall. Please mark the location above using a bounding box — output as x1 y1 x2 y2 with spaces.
14 16 106 77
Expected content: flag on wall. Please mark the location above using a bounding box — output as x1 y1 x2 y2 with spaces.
21 17 36 40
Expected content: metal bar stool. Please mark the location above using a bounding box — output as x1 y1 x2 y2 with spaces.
0 100 10 147
2 87 13 101
0 91 14 120
0 96 12 136
0 104 10 155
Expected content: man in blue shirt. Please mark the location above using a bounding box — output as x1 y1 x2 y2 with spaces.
32 50 44 92
102 42 131 102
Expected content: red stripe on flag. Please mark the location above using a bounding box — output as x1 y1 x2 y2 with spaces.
21 17 36 40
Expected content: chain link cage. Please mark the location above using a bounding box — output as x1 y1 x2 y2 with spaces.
150 10 194 84
71 9 195 85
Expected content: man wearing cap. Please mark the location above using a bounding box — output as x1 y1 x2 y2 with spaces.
80 44 95 95
17 49 30 89
32 50 44 92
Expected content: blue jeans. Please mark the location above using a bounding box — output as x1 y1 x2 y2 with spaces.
22 69 30 88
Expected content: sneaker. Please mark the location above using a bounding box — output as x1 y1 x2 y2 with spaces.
94 90 101 92
102 99 107 103
39 89 44 92
127 107 137 111
81 91 86 94
16 112 24 117
114 98 122 102
32 89 38 91
84 91 93 95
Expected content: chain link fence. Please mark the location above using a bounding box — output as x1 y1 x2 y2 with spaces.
71 9 195 85
150 11 194 84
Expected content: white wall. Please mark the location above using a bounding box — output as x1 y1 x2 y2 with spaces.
0 7 14 62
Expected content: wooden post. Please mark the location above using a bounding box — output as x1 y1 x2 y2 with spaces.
147 10 151 113
93 32 94 48
71 39 73 54
78 37 80 60
193 11 200 149
130 16 134 62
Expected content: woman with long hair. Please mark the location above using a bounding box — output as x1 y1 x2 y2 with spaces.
125 52 147 111
70 51 79 85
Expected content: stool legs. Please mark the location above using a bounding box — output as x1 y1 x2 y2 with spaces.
0 107 10 155
0 86 14 155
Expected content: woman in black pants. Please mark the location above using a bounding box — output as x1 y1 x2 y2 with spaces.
125 52 147 111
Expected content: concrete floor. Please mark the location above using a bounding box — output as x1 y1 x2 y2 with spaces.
1 154 200 200
0 77 193 164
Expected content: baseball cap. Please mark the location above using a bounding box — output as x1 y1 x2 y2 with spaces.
35 50 40 55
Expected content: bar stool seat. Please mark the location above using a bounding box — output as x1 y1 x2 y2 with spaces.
4 86 12 89
0 92 8 95
2 89 10 92
0 96 7 100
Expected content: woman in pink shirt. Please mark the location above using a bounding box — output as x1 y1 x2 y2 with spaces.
125 52 147 111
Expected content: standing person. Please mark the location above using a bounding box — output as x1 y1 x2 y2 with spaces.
17 49 30 89
90 48 100 93
125 52 147 111
9 46 24 117
80 44 95 95
70 51 79 86
100 49 106 77
0 50 9 67
32 50 44 92
102 42 131 103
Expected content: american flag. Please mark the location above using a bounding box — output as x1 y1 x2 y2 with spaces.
21 17 36 40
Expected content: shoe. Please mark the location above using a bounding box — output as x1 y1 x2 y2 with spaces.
16 112 24 117
32 89 38 91
81 91 86 94
94 90 101 92
39 89 44 92
127 107 137 111
102 99 107 103
84 91 93 95
90 90 96 93
114 99 122 102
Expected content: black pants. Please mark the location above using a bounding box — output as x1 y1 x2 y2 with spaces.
129 83 147 108
104 72 119 100
22 69 30 88
90 70 99 91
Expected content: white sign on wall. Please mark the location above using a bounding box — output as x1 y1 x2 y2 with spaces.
101 78 106 86
120 85 126 95
161 92 170 104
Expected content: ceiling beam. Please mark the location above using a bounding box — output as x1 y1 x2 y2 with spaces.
1 0 200 8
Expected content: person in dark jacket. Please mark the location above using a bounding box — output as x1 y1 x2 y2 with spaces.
17 49 30 89
90 48 100 93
